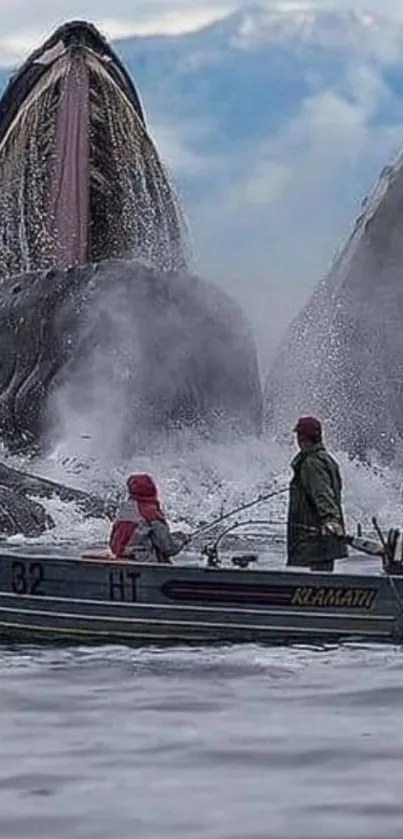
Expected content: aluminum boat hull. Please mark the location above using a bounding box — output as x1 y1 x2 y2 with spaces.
0 551 400 645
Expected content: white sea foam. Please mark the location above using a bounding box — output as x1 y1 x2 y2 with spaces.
3 427 401 553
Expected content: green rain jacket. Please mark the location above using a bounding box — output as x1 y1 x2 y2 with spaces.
287 443 348 569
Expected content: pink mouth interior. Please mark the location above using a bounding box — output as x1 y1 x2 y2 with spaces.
50 52 89 269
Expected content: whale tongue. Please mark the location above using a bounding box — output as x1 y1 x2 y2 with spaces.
50 50 89 269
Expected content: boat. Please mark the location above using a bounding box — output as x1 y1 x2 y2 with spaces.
0 524 403 646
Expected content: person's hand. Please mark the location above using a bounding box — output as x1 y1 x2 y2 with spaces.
321 519 344 538
172 530 191 546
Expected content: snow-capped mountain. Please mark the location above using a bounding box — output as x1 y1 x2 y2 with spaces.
214 6 395 51
2 5 403 357
114 6 403 135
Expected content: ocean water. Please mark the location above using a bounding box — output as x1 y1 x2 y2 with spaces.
1 431 403 839
1 642 403 839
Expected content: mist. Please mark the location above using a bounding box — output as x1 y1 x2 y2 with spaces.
150 63 403 372
43 256 262 473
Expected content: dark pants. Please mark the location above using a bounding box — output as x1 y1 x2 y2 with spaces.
308 558 334 572
287 534 341 572
286 556 335 572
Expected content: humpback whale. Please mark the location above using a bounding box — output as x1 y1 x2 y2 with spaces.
0 20 262 453
0 20 186 274
0 258 262 454
264 153 403 462
0 20 263 534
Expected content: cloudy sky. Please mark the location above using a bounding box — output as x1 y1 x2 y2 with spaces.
0 0 402 64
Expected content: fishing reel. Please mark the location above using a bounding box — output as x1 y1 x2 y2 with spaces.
201 543 221 568
231 554 258 569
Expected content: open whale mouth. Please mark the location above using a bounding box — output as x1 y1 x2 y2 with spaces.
0 21 186 275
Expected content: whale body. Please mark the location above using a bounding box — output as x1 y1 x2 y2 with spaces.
0 21 263 533
264 154 403 462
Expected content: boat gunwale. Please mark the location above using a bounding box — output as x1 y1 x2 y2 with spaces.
0 549 388 578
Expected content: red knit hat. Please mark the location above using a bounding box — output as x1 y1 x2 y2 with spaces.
127 473 158 499
293 416 322 441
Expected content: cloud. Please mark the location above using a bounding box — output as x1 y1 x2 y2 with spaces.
271 0 403 20
177 66 403 368
0 0 403 65
0 0 235 65
149 118 225 178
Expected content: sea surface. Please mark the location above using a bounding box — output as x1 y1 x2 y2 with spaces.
1 643 403 839
1 432 403 839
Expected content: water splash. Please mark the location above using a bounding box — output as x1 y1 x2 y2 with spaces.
0 53 189 276
0 72 58 277
89 55 190 271
4 428 400 552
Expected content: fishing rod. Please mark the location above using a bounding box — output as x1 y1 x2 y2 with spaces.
212 517 285 551
188 485 288 541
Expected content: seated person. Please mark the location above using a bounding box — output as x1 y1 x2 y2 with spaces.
109 473 189 562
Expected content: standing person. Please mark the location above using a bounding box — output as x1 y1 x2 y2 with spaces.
109 473 189 562
287 416 348 572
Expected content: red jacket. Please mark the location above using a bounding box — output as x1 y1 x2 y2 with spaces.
109 473 167 558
